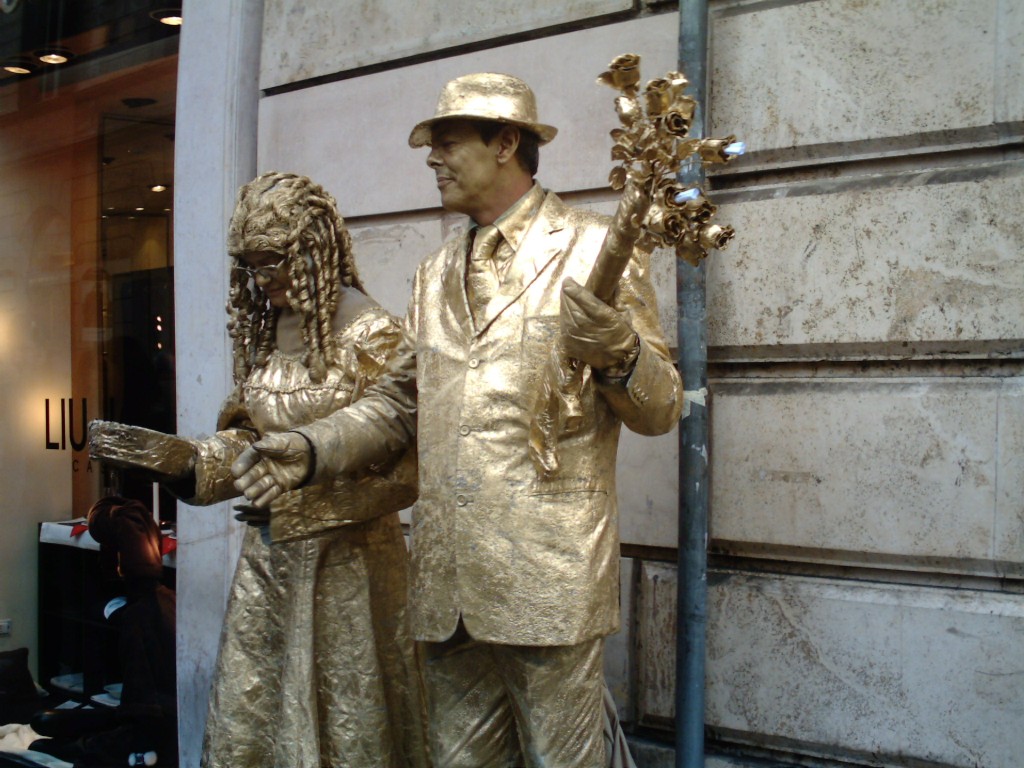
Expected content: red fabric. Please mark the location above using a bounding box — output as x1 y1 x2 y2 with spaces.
160 537 177 556
70 523 89 538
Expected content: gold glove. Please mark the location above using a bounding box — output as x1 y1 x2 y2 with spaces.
231 431 313 509
560 277 639 375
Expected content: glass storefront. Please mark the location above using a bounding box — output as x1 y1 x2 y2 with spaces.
0 0 179 700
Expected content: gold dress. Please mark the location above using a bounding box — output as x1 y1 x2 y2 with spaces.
191 305 426 768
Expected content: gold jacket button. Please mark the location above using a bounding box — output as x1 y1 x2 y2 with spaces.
456 494 468 506
468 358 480 368
459 425 471 436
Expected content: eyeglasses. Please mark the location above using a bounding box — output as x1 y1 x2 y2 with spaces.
234 255 288 281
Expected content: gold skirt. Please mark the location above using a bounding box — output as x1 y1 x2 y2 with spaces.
201 515 428 768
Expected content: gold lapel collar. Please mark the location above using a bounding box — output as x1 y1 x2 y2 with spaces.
475 192 573 337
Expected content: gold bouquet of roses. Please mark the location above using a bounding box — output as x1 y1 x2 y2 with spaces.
529 53 742 478
591 53 741 289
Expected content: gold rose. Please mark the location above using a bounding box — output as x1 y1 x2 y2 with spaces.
597 53 642 93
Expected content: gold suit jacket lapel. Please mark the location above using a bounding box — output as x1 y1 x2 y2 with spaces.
475 193 572 337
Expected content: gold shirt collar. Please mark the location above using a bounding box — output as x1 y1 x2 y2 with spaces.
472 183 545 254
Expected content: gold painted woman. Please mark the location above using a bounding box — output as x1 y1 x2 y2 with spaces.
90 172 427 768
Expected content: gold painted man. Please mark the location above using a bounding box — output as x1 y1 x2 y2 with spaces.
233 74 684 767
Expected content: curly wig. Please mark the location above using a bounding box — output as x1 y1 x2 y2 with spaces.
225 172 364 384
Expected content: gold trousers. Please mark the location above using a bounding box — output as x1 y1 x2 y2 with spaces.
424 622 605 768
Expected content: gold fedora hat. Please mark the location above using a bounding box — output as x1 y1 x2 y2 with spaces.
408 72 558 148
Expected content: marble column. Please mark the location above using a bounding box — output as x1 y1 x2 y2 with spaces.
173 1 263 764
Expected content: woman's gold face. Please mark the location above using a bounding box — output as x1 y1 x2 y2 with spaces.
237 250 291 308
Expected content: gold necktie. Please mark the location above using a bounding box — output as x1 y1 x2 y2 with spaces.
466 224 502 328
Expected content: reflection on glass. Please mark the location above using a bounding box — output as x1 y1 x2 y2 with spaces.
99 115 177 518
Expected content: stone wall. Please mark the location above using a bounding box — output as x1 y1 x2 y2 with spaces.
682 1 1019 765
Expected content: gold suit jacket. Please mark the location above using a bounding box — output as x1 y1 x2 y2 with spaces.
297 190 683 646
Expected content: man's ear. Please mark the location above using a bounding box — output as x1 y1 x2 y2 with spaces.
495 125 521 165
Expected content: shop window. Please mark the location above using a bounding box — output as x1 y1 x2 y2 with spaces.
0 0 180 719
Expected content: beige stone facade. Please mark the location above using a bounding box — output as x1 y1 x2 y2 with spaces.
174 1 1023 766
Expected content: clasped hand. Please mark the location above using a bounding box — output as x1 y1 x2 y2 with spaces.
560 277 638 373
231 431 311 509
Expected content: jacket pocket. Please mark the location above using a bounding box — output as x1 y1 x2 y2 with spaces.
516 488 609 556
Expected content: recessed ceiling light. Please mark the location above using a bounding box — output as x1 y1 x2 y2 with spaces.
150 9 183 26
2 57 36 75
135 207 144 212
150 184 168 192
36 48 73 65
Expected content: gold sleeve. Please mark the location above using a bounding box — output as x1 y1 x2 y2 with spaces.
269 447 417 542
596 244 684 435
88 420 198 478
271 309 419 542
186 388 259 505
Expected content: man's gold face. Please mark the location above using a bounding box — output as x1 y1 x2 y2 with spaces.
426 120 502 222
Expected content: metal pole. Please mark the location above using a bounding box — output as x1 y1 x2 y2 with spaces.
676 1 709 767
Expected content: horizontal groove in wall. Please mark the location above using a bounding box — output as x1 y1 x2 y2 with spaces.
709 552 1024 592
707 340 1024 367
621 542 678 563
346 206 452 228
345 186 625 229
707 726 967 768
713 125 1024 176
617 545 1024 594
709 357 1024 381
260 6 663 98
708 138 1024 202
713 0 821 18
711 376 1021 399
704 737 874 768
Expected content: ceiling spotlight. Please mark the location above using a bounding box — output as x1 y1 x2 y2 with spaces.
2 57 37 75
150 8 183 26
36 47 73 65
135 207 144 212
150 184 168 192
